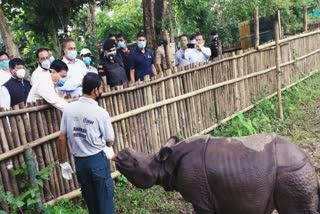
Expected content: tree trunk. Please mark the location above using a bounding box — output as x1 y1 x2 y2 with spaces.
143 0 157 54
0 6 20 58
154 0 166 43
88 0 96 38
167 0 174 42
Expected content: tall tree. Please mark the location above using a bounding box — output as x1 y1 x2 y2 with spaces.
88 0 97 38
143 0 157 52
143 0 167 53
0 5 20 57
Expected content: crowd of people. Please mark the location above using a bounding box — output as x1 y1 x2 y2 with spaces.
0 30 221 112
0 30 221 214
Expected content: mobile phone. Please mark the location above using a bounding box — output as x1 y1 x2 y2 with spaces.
187 44 195 49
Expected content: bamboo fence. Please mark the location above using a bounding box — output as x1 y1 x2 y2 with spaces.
0 29 320 207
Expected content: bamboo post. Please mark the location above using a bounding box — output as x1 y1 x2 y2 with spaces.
163 31 173 71
24 147 42 212
232 52 241 111
254 7 259 48
303 6 308 32
275 20 284 120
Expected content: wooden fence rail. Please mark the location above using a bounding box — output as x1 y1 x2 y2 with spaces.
0 29 320 206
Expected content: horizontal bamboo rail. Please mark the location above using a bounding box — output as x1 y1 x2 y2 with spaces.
258 29 320 50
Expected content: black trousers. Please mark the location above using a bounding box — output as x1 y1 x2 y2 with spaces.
75 151 114 214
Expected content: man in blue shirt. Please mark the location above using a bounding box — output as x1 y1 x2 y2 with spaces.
129 32 157 82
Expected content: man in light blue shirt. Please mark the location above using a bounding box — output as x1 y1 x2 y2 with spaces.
189 33 211 63
176 34 193 67
58 73 115 214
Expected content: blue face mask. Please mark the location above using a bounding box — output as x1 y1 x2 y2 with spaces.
57 77 66 87
0 60 9 70
83 57 92 66
117 42 126 49
137 41 146 49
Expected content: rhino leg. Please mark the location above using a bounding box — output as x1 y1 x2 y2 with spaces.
274 161 319 214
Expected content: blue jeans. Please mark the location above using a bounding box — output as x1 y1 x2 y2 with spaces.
75 151 115 214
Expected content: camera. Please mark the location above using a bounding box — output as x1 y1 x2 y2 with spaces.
187 44 195 49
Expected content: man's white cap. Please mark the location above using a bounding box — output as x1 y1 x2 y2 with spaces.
80 48 91 56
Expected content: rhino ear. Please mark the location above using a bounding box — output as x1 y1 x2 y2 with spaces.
164 136 180 148
158 147 173 161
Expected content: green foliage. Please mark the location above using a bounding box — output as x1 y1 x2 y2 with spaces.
0 162 56 214
96 0 143 43
44 199 87 214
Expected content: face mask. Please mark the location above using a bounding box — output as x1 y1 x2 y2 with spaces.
180 41 188 47
137 41 146 49
56 77 66 87
0 60 9 70
190 39 196 44
16 69 26 79
66 50 77 60
95 91 102 101
41 59 51 70
117 42 126 49
83 57 92 66
49 56 55 63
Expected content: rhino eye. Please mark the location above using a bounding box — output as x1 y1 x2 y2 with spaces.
133 159 139 167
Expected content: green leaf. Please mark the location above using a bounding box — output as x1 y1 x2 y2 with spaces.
35 179 44 188
16 200 25 208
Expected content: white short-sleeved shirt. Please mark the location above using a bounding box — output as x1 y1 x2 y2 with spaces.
0 69 11 86
60 97 114 157
62 57 88 97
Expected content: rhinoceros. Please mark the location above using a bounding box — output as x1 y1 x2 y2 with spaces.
115 134 320 214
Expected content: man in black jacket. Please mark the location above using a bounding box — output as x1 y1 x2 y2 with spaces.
0 58 31 109
98 39 128 87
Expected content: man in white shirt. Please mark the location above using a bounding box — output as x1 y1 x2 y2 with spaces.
189 33 211 63
0 51 11 86
27 60 68 111
175 34 193 67
62 38 88 97
80 48 98 74
31 48 51 85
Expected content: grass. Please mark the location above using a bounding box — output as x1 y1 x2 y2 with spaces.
212 72 320 143
44 72 320 213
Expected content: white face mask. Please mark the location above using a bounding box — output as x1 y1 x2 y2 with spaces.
16 69 26 79
41 59 51 70
66 50 77 60
49 56 55 63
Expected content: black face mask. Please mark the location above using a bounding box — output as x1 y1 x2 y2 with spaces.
95 91 102 101
96 92 102 102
